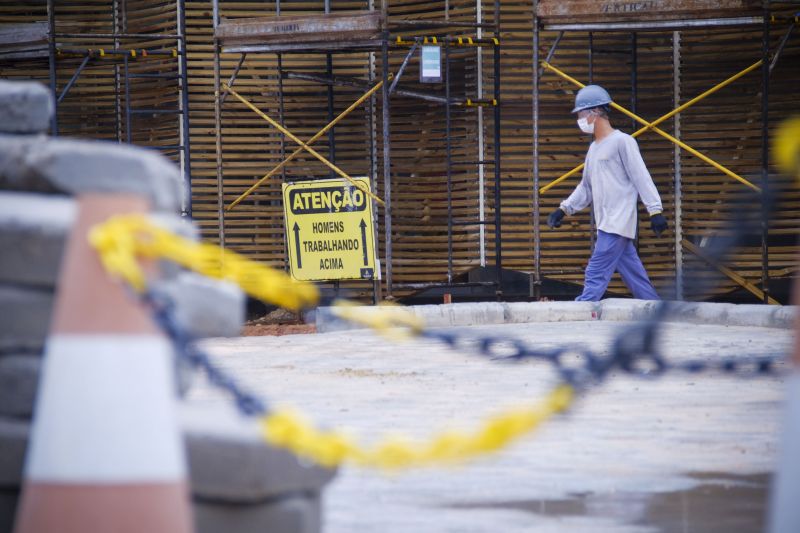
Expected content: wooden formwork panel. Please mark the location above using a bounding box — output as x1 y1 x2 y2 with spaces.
2 1 797 303
536 0 761 23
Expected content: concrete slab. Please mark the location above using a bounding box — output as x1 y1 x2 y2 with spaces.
193 319 792 532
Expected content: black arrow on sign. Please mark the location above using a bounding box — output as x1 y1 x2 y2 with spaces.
359 219 369 266
293 222 302 268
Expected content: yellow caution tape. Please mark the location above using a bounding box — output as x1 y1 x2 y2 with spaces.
261 385 573 469
89 214 318 311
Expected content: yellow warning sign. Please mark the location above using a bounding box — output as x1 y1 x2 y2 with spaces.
282 177 377 281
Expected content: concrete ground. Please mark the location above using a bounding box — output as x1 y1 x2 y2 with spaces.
189 319 793 533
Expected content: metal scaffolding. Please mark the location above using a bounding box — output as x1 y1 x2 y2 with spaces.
213 0 503 301
27 0 193 216
532 2 795 304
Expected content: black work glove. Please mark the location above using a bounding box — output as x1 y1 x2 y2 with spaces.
650 213 667 237
547 208 565 229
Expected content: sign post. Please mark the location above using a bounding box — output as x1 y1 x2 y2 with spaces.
282 177 377 281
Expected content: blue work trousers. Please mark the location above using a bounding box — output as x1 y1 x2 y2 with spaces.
576 230 660 302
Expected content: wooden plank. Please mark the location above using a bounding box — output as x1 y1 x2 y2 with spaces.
216 12 383 46
536 0 761 23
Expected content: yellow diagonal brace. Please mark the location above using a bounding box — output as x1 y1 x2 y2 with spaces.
682 239 779 305
539 61 761 194
227 76 391 211
224 83 385 207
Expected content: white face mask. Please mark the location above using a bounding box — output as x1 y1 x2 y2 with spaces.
577 116 594 134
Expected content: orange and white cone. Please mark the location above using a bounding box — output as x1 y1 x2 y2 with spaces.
14 194 192 533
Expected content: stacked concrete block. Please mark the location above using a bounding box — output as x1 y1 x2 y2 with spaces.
0 80 334 533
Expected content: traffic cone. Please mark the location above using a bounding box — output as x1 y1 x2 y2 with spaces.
14 194 192 533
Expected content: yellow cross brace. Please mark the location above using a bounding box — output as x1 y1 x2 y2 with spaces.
682 239 779 305
539 60 762 194
227 77 390 211
223 83 386 207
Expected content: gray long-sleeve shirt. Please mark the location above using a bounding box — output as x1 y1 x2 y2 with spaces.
560 129 662 240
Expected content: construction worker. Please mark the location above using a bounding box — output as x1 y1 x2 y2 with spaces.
547 84 667 301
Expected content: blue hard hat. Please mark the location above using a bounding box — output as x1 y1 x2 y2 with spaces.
572 84 612 113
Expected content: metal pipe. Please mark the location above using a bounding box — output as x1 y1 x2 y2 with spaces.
477 0 486 267
124 53 132 143
493 1 502 295
47 0 58 135
770 21 795 74
113 0 122 143
325 0 335 179
536 30 563 78
326 53 336 177
631 32 640 254
177 0 192 218
761 6 770 303
445 41 453 284
213 0 225 246
531 2 540 299
394 36 501 47
673 30 683 300
219 53 247 106
588 32 595 255
57 54 91 104
381 7 393 298
56 48 181 56
388 20 497 30
278 53 286 183
388 42 417 95
54 32 181 39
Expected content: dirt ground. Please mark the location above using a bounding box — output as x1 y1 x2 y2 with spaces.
241 308 316 336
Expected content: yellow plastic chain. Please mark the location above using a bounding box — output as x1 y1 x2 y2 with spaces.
89 214 575 468
261 385 573 469
89 214 319 312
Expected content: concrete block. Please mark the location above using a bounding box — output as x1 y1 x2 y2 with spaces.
194 495 321 533
771 306 797 329
504 301 599 323
0 135 182 212
0 354 40 418
153 272 245 339
0 80 53 134
181 403 336 503
0 416 28 487
317 302 507 332
0 192 74 288
0 284 52 353
598 298 660 322
410 302 506 328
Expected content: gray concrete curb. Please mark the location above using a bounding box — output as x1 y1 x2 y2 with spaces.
316 298 796 332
